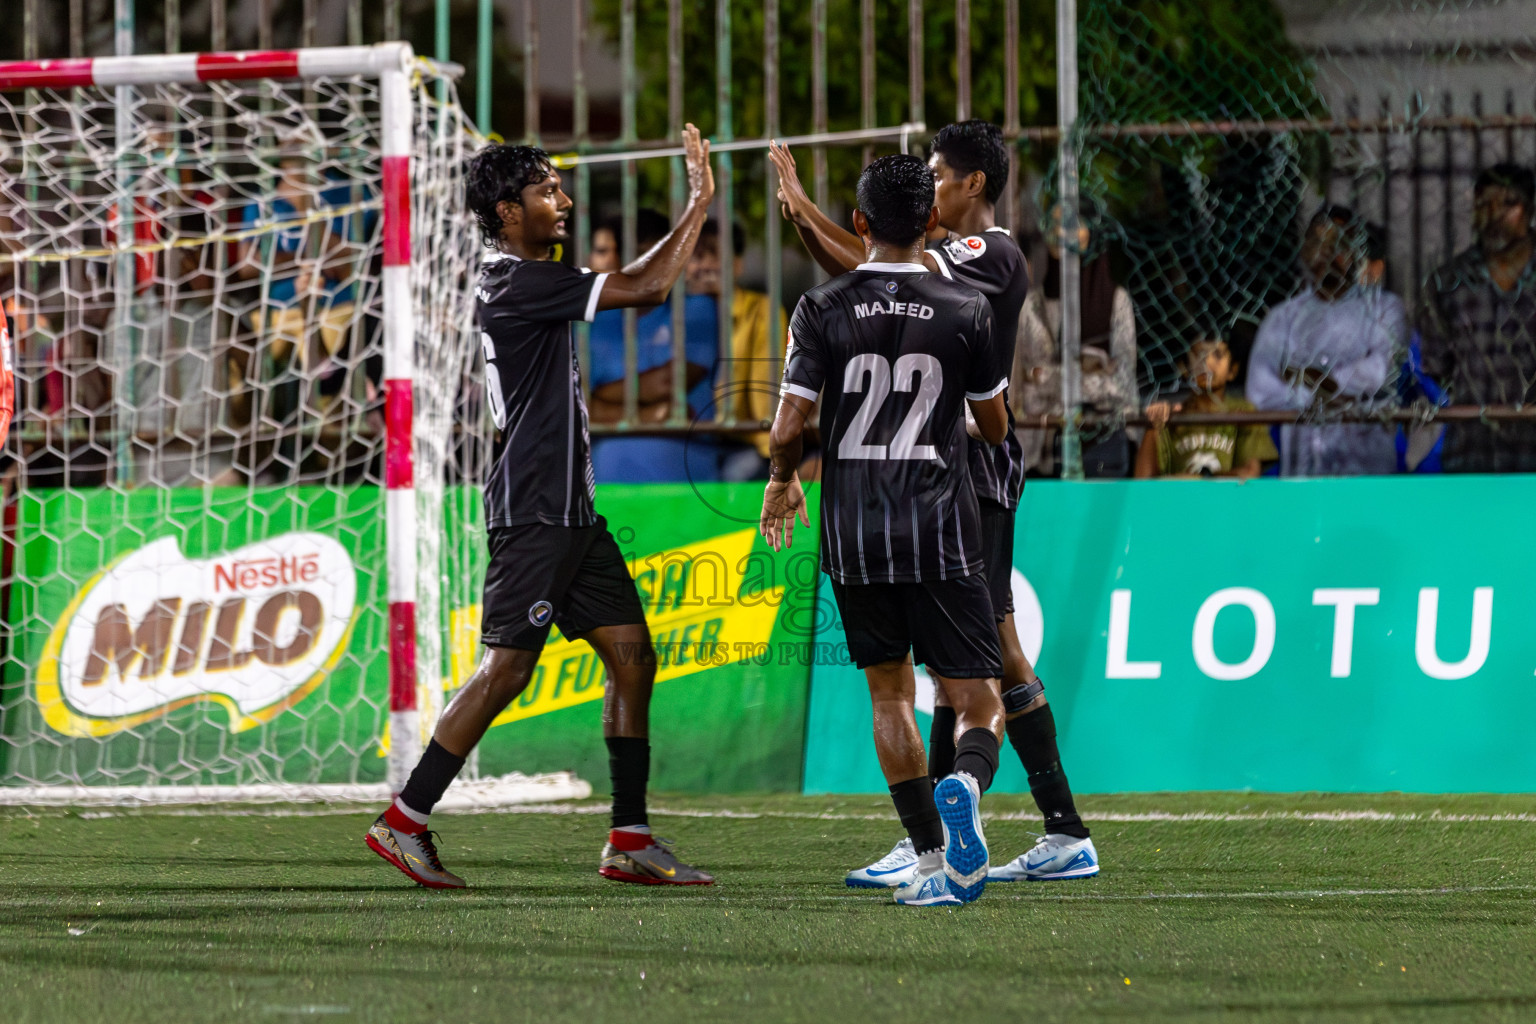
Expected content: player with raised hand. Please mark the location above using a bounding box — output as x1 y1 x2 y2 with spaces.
366 126 717 889
769 122 1099 887
761 154 1008 906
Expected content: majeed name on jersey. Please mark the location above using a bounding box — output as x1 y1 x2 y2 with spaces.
853 300 936 320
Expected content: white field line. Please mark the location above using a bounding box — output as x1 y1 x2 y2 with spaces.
32 804 1536 822
656 808 1536 824
15 885 1536 913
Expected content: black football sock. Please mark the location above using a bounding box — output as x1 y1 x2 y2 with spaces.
606 736 651 829
952 727 999 793
888 776 944 855
397 739 467 819
1006 704 1090 839
927 705 957 788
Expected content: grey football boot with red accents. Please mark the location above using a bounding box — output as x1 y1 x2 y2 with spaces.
599 837 714 885
365 813 467 889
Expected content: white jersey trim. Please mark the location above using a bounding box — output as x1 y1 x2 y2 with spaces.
965 375 1009 401
783 382 820 403
853 262 930 273
927 247 955 280
583 272 611 323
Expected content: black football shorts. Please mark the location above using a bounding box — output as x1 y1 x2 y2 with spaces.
480 515 646 650
977 499 1015 624
830 574 1003 679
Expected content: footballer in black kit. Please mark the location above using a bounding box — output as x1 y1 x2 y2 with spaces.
365 128 718 890
787 263 1005 677
770 121 1099 884
762 154 1009 907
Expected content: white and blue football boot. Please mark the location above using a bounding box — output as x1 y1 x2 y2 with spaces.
893 864 963 907
934 772 988 903
988 834 1100 881
845 836 920 889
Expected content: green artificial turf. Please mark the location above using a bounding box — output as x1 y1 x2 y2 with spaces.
3 791 1535 1023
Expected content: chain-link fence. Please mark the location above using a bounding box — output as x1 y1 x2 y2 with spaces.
8 0 1536 489
1029 0 1536 478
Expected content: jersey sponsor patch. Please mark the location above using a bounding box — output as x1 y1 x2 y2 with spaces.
942 235 988 265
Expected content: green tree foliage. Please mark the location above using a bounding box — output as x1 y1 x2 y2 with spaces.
578 0 1318 395
1070 0 1326 392
587 0 1057 230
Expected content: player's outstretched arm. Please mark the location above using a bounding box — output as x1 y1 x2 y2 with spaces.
596 124 715 311
760 391 815 552
767 143 869 277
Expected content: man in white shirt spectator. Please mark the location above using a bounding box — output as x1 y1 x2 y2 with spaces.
1248 204 1403 476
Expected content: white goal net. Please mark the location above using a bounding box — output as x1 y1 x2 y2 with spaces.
0 45 587 807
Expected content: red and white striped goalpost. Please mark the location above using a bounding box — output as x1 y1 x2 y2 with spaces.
0 43 424 791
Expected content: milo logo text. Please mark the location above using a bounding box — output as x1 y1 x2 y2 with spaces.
37 534 357 737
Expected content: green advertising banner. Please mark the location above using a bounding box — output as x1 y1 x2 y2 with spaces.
3 483 817 793
2 487 389 788
449 484 821 792
803 476 1536 795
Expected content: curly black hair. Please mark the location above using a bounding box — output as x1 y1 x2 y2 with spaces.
465 143 555 247
855 154 935 246
929 120 1009 206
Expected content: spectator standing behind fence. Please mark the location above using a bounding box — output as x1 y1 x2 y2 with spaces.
586 209 675 428
1135 333 1277 479
235 134 368 483
100 121 173 484
1247 205 1402 476
1013 204 1138 477
686 219 787 482
96 119 238 487
586 210 717 483
1419 163 1536 473
1368 221 1447 474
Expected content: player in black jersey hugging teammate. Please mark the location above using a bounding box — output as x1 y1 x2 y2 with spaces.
760 154 1010 906
366 127 717 889
770 122 1099 886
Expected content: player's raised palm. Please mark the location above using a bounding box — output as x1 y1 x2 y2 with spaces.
683 123 714 207
767 142 813 226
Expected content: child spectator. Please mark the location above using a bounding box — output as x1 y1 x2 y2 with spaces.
1135 333 1277 478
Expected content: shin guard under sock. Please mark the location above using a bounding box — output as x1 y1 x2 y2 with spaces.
927 706 957 788
888 776 944 856
606 736 651 829
394 739 467 825
1005 704 1090 839
952 727 999 793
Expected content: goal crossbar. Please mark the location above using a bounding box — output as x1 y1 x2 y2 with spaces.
0 44 412 92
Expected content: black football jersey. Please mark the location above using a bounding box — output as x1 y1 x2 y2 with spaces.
929 227 1030 508
476 252 611 528
782 263 1000 585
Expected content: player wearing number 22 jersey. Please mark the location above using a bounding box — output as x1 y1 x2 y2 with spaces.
783 270 1003 592
770 122 1097 889
766 155 1011 905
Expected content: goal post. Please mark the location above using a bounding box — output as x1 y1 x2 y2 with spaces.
0 45 587 807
